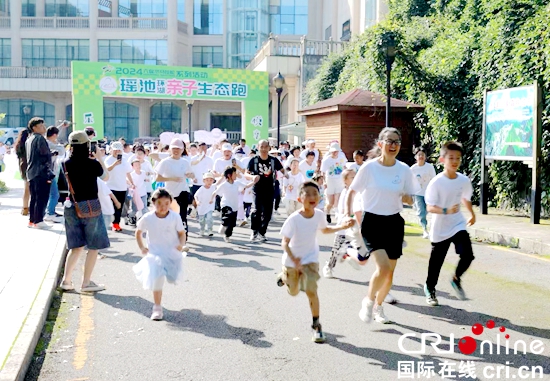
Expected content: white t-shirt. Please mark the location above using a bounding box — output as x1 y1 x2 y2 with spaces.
139 159 155 193
191 154 214 186
239 156 252 170
155 156 191 196
97 179 114 216
299 160 317 179
130 170 148 197
137 210 185 256
425 173 473 243
323 150 347 162
194 185 216 215
283 172 305 201
243 181 254 203
347 162 363 173
321 156 347 183
350 159 420 216
279 209 328 268
212 150 223 162
215 180 247 211
104 155 133 191
411 163 437 196
214 158 234 176
299 148 320 162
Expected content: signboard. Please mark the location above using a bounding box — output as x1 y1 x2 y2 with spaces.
71 61 269 144
484 85 536 161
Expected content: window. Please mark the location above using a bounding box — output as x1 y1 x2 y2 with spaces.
0 39 10 66
98 40 168 66
192 46 223 68
22 0 36 16
365 0 377 28
45 0 89 17
150 102 181 137
324 25 332 41
119 0 167 17
22 39 89 67
0 0 9 16
341 19 351 41
178 0 185 21
103 101 139 141
193 0 223 35
0 99 55 128
269 0 307 35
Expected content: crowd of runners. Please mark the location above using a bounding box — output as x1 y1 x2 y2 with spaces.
12 119 476 344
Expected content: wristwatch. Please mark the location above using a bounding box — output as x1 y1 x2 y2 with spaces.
443 208 447 215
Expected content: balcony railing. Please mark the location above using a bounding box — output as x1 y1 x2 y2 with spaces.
20 17 89 28
246 34 347 70
0 17 10 28
97 17 167 29
0 67 71 79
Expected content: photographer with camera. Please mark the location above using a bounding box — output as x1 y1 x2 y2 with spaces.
44 126 66 223
105 141 135 232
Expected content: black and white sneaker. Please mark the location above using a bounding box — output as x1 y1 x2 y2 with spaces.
250 232 260 242
312 323 326 343
451 278 467 300
424 284 439 306
259 234 268 242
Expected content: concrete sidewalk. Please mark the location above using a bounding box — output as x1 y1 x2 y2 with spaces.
402 205 550 255
0 153 66 381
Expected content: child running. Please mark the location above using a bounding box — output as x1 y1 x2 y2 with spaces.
211 167 254 243
134 189 187 321
423 141 475 306
283 158 305 216
277 181 353 343
410 147 436 238
194 171 216 237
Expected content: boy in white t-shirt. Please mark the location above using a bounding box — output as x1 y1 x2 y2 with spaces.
97 178 121 232
320 144 347 223
411 147 437 238
282 158 305 216
194 171 216 237
128 159 149 225
299 151 317 180
277 181 353 343
424 141 476 307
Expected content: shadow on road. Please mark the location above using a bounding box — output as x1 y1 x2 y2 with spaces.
94 293 273 348
187 252 273 271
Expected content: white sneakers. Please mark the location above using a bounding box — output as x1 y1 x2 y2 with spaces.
373 305 391 324
44 214 63 223
322 264 333 278
151 304 163 321
34 222 51 229
422 230 429 239
223 236 231 243
384 293 397 304
359 298 374 323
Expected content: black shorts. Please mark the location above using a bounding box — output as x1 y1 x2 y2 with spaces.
361 212 405 260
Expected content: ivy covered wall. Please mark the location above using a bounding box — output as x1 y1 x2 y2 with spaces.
305 0 550 215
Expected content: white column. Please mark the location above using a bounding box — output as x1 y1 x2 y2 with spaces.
89 0 98 61
139 100 151 137
111 0 119 16
167 0 178 65
331 0 339 41
10 0 22 66
350 0 361 36
54 96 66 124
36 0 45 16
285 77 297 124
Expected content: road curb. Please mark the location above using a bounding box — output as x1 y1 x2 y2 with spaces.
0 234 67 381
402 210 550 255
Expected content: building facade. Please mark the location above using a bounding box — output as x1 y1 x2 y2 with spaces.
0 0 387 142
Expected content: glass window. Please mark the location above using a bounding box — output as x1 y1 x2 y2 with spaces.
365 0 377 28
103 100 139 141
0 39 10 66
150 102 181 137
0 99 55 128
98 40 168 65
22 39 89 67
21 0 36 16
178 0 185 21
269 0 307 35
192 46 223 68
119 0 167 17
45 0 89 17
194 0 223 35
0 0 9 16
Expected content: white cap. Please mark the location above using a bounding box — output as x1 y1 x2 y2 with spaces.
222 143 232 152
329 143 340 153
111 141 123 151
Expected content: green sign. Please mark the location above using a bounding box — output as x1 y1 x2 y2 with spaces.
484 85 536 160
71 61 269 144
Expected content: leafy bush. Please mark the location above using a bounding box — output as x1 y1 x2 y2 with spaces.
305 0 550 216
0 180 8 193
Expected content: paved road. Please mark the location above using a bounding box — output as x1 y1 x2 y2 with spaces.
25 212 550 381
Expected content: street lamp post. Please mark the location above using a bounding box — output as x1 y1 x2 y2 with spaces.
273 72 285 147
186 99 194 142
382 36 397 127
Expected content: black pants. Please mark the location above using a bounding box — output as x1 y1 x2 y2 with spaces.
243 202 252 218
29 178 51 224
251 192 274 236
175 191 190 233
273 180 281 211
426 230 475 291
221 206 238 237
215 195 222 212
111 190 127 225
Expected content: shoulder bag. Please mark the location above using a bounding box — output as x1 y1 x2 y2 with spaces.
62 162 102 219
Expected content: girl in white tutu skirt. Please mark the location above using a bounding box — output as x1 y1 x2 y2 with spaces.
134 188 187 320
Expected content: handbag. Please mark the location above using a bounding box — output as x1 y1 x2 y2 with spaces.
62 162 102 219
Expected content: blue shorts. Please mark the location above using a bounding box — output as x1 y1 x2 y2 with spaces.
64 205 110 250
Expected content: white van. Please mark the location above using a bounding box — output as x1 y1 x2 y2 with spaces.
0 128 22 145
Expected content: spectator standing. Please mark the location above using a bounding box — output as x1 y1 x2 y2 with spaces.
45 126 65 223
14 129 31 215
105 141 135 232
25 117 54 229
